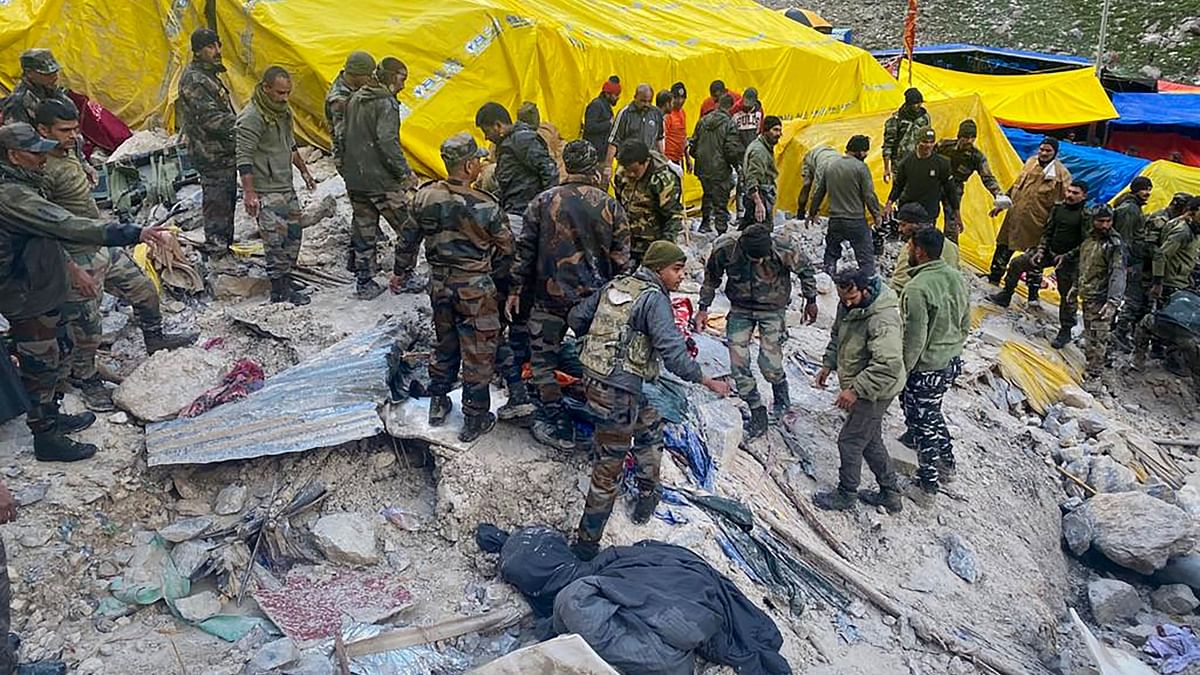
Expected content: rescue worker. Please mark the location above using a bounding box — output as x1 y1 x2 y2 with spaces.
0 122 173 462
236 66 317 305
885 127 957 225
1110 178 1160 348
890 203 960 293
691 93 742 234
697 223 819 438
582 76 621 161
990 181 1091 347
36 100 195 412
881 87 930 183
613 139 683 266
741 115 783 227
475 102 559 223
796 143 839 217
396 133 513 443
988 137 1071 284
935 119 1002 242
324 51 376 170
808 135 882 276
342 57 415 300
569 241 731 560
1143 198 1200 361
1076 205 1126 393
1 49 71 126
1133 289 1200 401
517 102 566 179
606 84 664 179
177 29 238 258
812 269 906 513
506 140 631 450
898 228 970 505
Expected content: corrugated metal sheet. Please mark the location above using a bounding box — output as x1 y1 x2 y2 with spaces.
145 320 401 467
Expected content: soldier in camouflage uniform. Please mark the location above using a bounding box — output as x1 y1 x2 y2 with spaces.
343 57 415 299
568 241 730 560
613 139 682 266
698 223 818 439
0 122 174 461
36 100 196 411
882 88 931 184
236 66 317 305
1 49 71 126
507 140 631 450
324 52 376 171
935 120 1002 242
396 134 513 443
1076 205 1126 393
690 93 742 234
1135 199 1200 368
1114 183 1178 350
177 29 238 258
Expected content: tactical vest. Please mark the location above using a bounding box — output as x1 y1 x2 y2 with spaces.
579 275 661 381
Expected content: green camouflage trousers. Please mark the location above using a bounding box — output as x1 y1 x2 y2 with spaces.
200 168 237 250
257 190 302 280
428 273 502 416
61 247 160 381
576 376 663 545
528 304 569 404
348 189 412 282
1081 298 1112 377
4 310 63 433
726 308 787 408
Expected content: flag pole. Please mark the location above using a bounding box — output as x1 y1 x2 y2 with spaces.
1095 0 1111 77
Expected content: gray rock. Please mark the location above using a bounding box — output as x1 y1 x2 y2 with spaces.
311 513 380 566
113 347 228 422
1121 624 1158 647
214 484 247 516
1089 578 1142 625
943 533 980 584
1151 584 1199 615
246 638 299 675
1058 419 1081 446
109 411 129 425
1060 496 1085 513
1058 446 1085 465
175 499 211 517
175 590 222 623
1058 384 1095 409
697 399 742 459
1070 492 1196 574
1088 455 1138 494
1177 485 1200 518
282 654 334 675
158 516 213 543
13 481 49 507
1077 411 1108 438
170 540 213 578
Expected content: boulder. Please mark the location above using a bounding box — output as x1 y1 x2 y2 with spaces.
311 513 381 566
174 590 222 623
1151 584 1199 615
158 516 213 543
1058 384 1095 409
1067 492 1196 574
214 484 247 516
1087 455 1138 494
696 399 742 460
113 347 228 422
1121 624 1158 647
1077 411 1109 438
1088 578 1142 625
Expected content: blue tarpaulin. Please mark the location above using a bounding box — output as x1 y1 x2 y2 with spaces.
1111 93 1200 131
1002 127 1149 203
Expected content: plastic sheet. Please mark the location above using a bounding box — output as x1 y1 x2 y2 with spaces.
663 423 714 489
1145 624 1200 674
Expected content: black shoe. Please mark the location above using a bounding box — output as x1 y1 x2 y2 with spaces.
905 481 937 509
531 407 576 451
33 433 98 462
16 660 67 675
897 429 917 450
631 491 661 525
270 277 311 305
771 380 791 416
744 406 768 440
989 290 1012 308
355 278 386 300
458 412 496 443
938 459 957 483
73 377 115 413
143 327 199 355
858 488 903 514
1050 328 1072 350
1027 287 1040 305
52 410 96 434
812 488 856 511
571 540 600 562
497 385 536 421
428 395 452 426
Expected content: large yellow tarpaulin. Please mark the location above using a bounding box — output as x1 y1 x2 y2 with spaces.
0 0 202 129
899 60 1118 130
777 95 1025 272
1134 160 1200 212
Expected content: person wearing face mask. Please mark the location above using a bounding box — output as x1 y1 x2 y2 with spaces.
605 83 665 184
342 57 416 300
613 139 682 266
740 115 783 227
697 223 818 439
987 136 1072 285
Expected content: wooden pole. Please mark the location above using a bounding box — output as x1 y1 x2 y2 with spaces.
344 607 529 659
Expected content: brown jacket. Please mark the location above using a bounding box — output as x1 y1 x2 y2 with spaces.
996 156 1071 251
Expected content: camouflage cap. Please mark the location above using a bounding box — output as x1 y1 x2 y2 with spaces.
344 51 376 77
562 139 599 174
918 126 936 142
19 48 59 75
440 133 487 167
0 122 60 153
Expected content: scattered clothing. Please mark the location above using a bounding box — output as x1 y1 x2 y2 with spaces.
181 359 265 418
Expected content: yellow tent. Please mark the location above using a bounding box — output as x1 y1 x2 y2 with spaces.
777 95 1025 272
1134 161 1200 212
899 60 1117 130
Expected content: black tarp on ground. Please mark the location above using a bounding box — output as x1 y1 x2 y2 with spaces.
477 525 791 675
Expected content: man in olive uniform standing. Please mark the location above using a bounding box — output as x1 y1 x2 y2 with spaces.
741 115 783 227
697 223 818 439
1109 177 1156 348
569 241 730 560
1 49 71 126
882 88 931 184
691 94 742 234
397 134 513 443
343 57 414 299
177 29 238 258
1138 198 1200 364
324 51 376 170
1076 205 1126 393
613 139 682 266
935 120 1002 242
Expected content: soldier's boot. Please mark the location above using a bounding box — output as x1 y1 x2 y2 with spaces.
857 487 903 514
904 480 937 509
938 458 958 483
988 289 1013 308
531 404 576 451
1050 326 1073 350
897 429 918 450
428 395 452 427
33 433 98 463
270 277 310 306
1027 285 1041 309
51 408 97 434
571 540 600 562
355 278 386 301
631 490 661 525
458 412 496 443
812 487 856 511
15 659 68 675
496 384 536 421
72 377 115 413
143 325 199 355
744 406 768 441
771 380 791 417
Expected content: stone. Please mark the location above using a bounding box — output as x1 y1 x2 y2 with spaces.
1071 492 1196 574
1058 446 1085 465
886 438 920 476
1088 578 1142 625
246 637 299 675
1058 384 1095 409
13 482 49 507
174 590 221 623
1151 584 1199 615
175 499 211 517
113 347 228 422
311 513 381 566
283 653 335 675
1058 419 1081 446
170 540 213 579
696 399 742 460
1121 624 1158 647
19 530 52 548
1096 429 1135 465
77 657 104 674
1087 455 1138 494
109 411 129 425
158 516 213 543
214 274 271 300
1077 411 1108 438
1177 485 1200 519
214 484 247 516
943 533 980 584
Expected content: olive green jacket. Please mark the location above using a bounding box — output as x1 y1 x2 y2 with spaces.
822 279 906 401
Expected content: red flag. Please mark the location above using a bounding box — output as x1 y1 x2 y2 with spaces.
903 0 918 83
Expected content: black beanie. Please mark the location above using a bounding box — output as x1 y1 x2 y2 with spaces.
739 224 774 258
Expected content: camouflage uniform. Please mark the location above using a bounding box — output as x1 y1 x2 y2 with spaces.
690 108 742 233
1112 196 1157 342
512 176 631 405
1 83 71 128
700 230 817 409
613 155 682 265
1077 228 1127 379
236 97 303 282
398 178 513 416
935 139 1001 242
882 105 931 168
177 59 238 251
324 72 355 169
